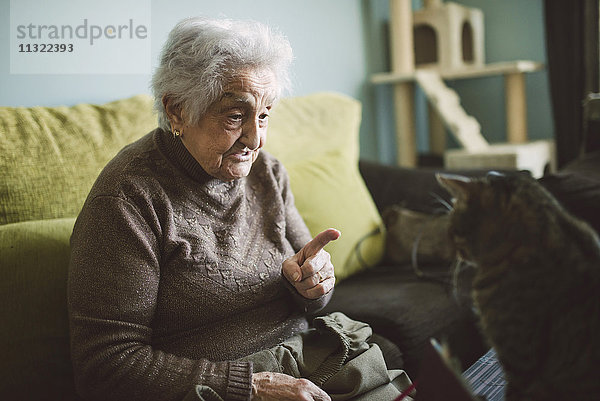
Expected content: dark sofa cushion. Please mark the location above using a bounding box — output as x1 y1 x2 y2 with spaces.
320 264 488 377
358 161 451 215
358 160 525 216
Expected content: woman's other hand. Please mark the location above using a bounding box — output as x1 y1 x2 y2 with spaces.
282 228 340 299
251 372 331 401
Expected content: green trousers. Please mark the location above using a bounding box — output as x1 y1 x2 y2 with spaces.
185 312 414 401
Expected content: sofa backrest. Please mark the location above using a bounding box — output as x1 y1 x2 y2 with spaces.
0 95 157 225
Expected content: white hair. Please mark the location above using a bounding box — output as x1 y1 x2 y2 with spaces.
151 17 293 131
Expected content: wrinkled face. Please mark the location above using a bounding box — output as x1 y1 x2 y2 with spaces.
178 69 277 181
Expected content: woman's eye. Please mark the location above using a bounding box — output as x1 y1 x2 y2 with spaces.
227 114 244 125
259 113 269 121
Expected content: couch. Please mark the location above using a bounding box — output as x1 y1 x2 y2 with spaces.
3 92 597 400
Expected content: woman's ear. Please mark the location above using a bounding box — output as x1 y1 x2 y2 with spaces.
162 95 184 130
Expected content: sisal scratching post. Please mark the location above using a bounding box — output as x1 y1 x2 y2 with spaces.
390 0 417 166
505 72 528 143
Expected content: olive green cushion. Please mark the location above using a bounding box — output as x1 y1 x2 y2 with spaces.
0 95 156 225
0 217 79 399
266 93 385 281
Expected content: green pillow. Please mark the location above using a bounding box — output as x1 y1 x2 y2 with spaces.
0 217 78 398
0 95 156 225
266 93 385 281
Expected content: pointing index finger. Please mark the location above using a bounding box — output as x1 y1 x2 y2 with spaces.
298 228 341 264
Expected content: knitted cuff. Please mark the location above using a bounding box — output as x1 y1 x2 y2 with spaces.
225 361 253 401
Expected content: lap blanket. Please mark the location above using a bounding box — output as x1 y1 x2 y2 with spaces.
184 312 414 401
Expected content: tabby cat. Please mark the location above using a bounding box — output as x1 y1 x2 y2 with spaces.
436 172 600 401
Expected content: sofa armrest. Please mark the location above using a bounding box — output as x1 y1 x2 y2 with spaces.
358 160 451 215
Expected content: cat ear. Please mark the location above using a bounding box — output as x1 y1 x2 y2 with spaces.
435 173 473 200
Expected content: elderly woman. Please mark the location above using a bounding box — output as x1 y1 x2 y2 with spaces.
69 17 410 401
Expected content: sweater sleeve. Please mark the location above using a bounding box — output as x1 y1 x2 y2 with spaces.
68 195 252 401
278 165 333 314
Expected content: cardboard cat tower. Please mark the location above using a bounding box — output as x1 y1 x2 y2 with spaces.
413 0 484 71
373 0 554 177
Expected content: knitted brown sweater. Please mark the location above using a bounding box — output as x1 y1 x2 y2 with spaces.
68 128 331 401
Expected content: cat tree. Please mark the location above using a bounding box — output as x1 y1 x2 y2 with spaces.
374 0 554 177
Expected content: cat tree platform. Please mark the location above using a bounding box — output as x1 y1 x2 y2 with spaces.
444 139 555 178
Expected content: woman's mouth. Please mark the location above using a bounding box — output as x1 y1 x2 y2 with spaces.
227 148 254 161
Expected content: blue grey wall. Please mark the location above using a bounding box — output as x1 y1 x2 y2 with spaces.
363 0 553 164
1 0 378 156
1 0 552 163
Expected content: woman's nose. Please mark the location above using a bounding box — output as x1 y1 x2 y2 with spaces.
241 119 261 150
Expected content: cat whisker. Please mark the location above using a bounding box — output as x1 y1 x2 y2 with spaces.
432 206 452 215
410 231 423 276
429 191 453 212
451 258 469 305
411 228 454 286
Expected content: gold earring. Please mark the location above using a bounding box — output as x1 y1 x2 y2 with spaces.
172 128 181 138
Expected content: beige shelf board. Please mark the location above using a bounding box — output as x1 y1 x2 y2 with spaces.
371 60 544 85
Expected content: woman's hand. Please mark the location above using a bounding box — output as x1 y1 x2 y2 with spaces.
251 372 331 401
282 228 340 299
